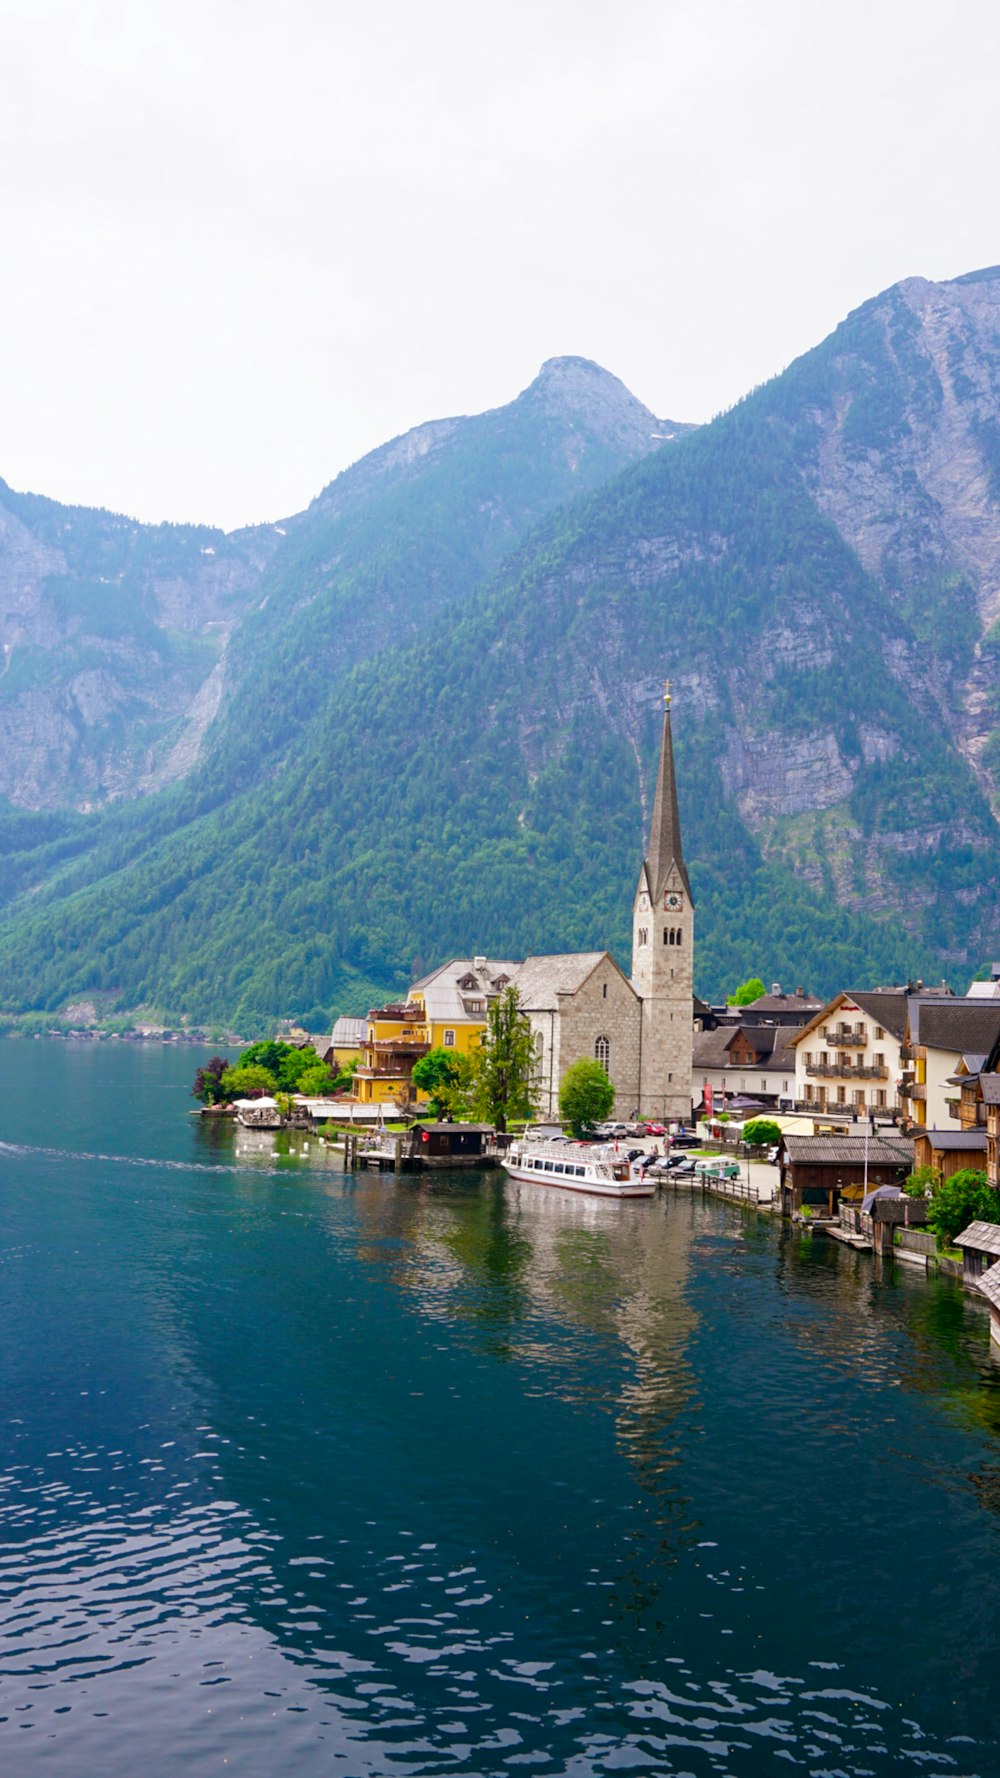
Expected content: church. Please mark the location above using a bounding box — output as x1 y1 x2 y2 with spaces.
513 683 694 1123
341 684 694 1123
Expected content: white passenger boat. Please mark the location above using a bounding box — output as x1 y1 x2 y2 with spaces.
500 1139 655 1198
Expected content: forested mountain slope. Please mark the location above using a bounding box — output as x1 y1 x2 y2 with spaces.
3 270 1000 1027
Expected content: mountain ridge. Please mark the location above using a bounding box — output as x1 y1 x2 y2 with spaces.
2 270 1000 1025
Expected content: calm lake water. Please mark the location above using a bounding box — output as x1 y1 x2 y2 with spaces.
1 1039 999 1776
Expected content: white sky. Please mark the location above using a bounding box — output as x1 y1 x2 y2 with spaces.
1 0 997 532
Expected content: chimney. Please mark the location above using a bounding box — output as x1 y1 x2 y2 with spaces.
771 982 781 996
795 986 804 998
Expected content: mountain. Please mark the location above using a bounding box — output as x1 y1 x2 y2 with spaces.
0 357 681 815
0 487 277 808
2 272 1000 1028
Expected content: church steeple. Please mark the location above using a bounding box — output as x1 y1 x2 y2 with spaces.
643 679 691 904
631 677 694 1123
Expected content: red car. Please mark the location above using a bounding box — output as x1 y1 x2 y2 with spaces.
644 1122 666 1136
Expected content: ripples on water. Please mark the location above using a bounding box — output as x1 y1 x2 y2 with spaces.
0 1064 998 1776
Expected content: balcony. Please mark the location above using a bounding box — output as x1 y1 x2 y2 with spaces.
806 1061 888 1079
822 1029 866 1046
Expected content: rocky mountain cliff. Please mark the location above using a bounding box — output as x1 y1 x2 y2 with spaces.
0 359 679 814
3 273 1000 1026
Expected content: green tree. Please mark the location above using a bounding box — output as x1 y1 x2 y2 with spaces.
926 1168 1000 1250
726 977 766 1006
469 987 538 1133
558 1058 614 1136
905 1162 940 1198
412 1046 462 1117
192 1055 230 1104
219 1062 278 1100
296 1062 337 1096
742 1117 782 1149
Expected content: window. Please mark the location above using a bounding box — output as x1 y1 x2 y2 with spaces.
874 1052 884 1067
783 1080 789 1093
876 1090 887 1109
595 1035 610 1070
603 982 608 998
443 1029 455 1047
853 1089 865 1109
663 927 670 945
875 1026 885 1040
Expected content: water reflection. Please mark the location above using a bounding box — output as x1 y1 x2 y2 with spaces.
2 1075 1000 1774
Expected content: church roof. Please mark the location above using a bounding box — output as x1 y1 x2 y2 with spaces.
512 953 628 1010
644 702 691 903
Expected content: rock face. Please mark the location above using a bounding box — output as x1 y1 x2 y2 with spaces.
0 488 279 808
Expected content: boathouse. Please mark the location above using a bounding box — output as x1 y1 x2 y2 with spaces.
779 1132 913 1217
411 1122 496 1167
954 1219 1000 1286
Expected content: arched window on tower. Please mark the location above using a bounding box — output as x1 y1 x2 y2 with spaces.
595 1035 610 1072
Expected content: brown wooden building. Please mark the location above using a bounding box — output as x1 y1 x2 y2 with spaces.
779 1133 913 1217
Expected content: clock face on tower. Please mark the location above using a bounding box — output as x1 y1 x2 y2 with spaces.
664 891 682 910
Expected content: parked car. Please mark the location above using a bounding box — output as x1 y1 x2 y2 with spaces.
767 1145 780 1164
664 1155 696 1175
645 1122 666 1136
604 1123 631 1138
669 1134 699 1150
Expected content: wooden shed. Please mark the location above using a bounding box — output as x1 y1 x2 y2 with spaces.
954 1219 1000 1286
779 1133 913 1218
912 1127 987 1182
411 1122 496 1168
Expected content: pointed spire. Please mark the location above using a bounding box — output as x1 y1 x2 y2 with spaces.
645 680 691 902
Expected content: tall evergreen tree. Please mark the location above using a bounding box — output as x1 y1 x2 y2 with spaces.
470 987 538 1132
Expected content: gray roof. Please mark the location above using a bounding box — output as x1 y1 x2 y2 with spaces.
915 1128 987 1151
692 1024 797 1075
410 957 521 1025
910 1001 1000 1054
643 705 691 902
747 990 823 1014
782 1135 913 1167
693 1027 736 1068
955 1221 1000 1255
847 991 910 1039
513 953 625 1011
977 1259 1000 1307
330 1016 366 1047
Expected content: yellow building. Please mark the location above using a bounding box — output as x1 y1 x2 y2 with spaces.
350 958 520 1107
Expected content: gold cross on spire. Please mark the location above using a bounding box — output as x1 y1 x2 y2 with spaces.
663 677 671 708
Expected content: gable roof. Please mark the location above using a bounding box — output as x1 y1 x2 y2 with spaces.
915 1128 987 1152
954 1221 1000 1255
782 1134 913 1167
513 952 632 1011
747 989 823 1015
410 957 522 1025
911 1001 1000 1055
847 991 910 1038
330 1015 366 1047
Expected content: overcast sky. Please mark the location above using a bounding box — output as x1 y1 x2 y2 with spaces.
1 0 997 531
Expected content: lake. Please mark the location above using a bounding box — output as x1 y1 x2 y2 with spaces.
1 1037 998 1776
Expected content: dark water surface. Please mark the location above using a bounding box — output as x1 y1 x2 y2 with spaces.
1 1040 998 1776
